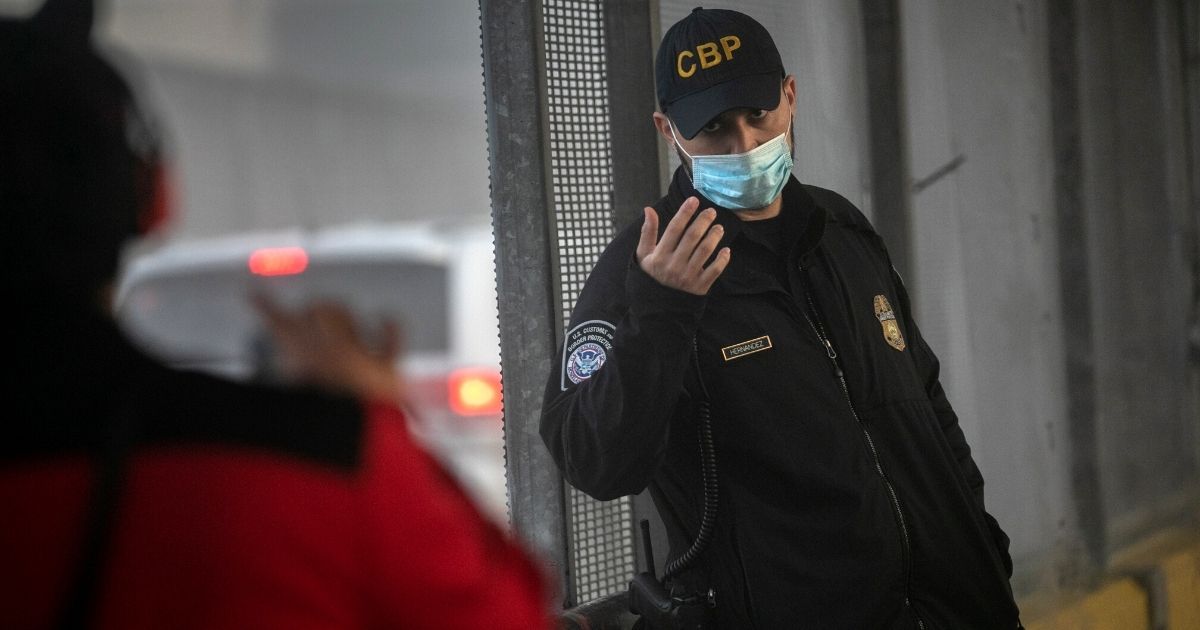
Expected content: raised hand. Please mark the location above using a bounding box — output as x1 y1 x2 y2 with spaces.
251 294 405 404
636 196 731 295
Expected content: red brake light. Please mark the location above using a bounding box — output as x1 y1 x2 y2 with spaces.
447 369 503 416
248 247 308 276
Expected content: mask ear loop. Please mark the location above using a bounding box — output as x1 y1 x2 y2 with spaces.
780 119 794 153
667 120 696 161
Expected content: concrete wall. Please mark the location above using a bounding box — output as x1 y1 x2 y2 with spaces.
899 0 1199 602
95 1 493 239
1077 0 1198 549
901 1 1077 592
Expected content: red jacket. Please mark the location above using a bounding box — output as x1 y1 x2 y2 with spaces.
2 310 555 629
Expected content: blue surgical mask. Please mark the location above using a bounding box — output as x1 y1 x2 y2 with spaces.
670 122 794 210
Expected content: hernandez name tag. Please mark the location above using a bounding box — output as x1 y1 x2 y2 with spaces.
721 335 772 361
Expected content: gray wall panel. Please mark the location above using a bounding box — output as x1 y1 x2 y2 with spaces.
1077 0 1198 547
901 0 1073 579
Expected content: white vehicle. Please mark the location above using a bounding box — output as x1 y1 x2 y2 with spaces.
114 221 509 524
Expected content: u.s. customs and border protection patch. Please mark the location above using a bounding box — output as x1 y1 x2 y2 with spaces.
874 295 906 351
561 319 617 390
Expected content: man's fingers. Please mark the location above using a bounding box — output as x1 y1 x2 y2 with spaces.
675 207 717 265
686 220 724 269
657 196 700 254
634 198 731 296
695 247 732 292
636 207 659 262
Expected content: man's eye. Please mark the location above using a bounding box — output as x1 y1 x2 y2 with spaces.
750 109 768 119
701 120 722 133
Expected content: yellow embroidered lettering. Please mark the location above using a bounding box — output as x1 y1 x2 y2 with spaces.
720 35 741 60
677 50 697 78
697 42 721 69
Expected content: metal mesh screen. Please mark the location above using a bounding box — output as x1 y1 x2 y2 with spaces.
543 0 636 604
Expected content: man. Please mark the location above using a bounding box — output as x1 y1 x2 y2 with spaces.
541 7 1022 629
0 1 552 628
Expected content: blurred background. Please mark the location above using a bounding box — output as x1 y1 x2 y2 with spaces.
2 0 1196 627
1 0 508 520
90 0 490 234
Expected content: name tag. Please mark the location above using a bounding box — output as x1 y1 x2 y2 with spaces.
721 335 772 361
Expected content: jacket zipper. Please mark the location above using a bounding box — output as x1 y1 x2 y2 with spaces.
796 264 925 630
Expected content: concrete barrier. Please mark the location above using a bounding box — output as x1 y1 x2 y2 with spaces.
1023 536 1200 630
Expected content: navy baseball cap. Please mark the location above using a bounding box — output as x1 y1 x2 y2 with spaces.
655 7 785 140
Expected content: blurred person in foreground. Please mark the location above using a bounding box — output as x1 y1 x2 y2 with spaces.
0 1 553 628
540 7 1022 629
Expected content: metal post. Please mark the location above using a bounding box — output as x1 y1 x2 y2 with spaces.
864 0 907 279
860 0 914 281
603 0 662 231
479 0 573 604
1047 0 1106 579
1181 0 1200 437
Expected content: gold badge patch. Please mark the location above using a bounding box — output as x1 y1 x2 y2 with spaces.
721 335 772 361
874 295 906 351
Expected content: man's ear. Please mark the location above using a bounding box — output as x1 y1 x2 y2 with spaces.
30 0 94 44
782 74 797 110
652 111 676 146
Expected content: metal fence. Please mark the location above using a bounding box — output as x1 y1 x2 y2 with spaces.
480 0 659 608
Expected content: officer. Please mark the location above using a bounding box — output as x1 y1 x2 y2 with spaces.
540 7 1023 628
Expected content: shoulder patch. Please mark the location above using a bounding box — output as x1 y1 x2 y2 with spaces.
561 319 616 390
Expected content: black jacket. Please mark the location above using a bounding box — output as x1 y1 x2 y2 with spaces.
541 168 1021 629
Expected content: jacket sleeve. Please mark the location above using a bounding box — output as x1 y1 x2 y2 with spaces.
539 225 706 500
360 402 556 630
890 265 1015 578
